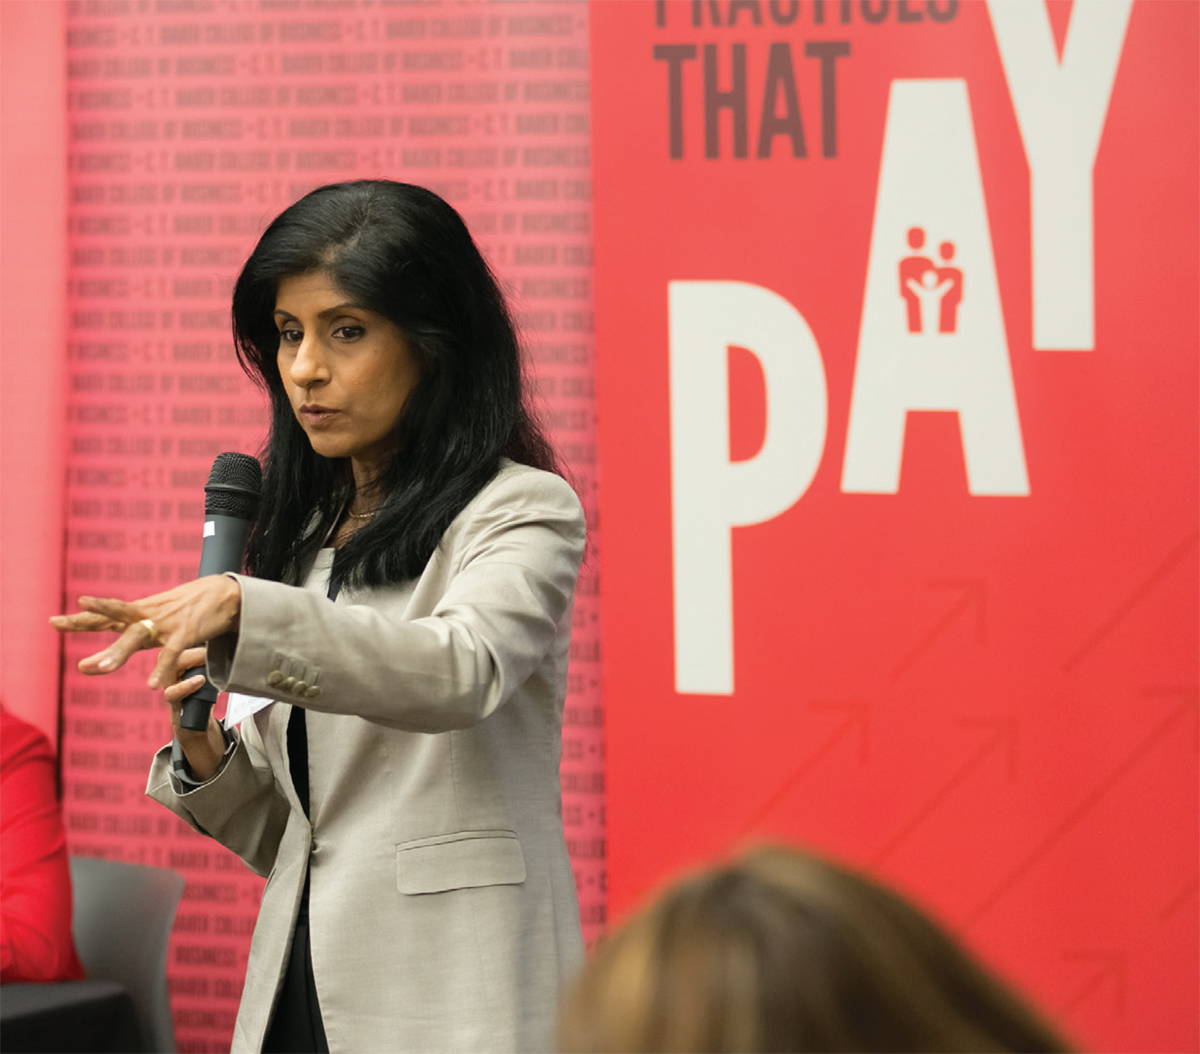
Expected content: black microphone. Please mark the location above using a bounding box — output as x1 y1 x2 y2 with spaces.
178 452 262 732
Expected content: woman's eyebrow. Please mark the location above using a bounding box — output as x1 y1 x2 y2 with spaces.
317 302 367 319
273 303 366 321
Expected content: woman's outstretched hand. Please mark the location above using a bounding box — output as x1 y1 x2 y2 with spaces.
50 574 242 691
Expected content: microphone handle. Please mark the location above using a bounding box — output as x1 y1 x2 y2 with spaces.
178 514 254 731
179 668 219 732
196 514 253 577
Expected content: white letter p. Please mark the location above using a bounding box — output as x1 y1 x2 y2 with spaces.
670 281 827 695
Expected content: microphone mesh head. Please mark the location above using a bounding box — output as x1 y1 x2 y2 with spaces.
204 452 263 518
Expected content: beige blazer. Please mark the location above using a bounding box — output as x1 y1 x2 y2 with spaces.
147 461 586 1053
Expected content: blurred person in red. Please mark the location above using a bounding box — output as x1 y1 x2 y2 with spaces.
1 706 85 983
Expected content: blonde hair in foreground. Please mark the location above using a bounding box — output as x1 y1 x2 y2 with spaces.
558 846 1074 1053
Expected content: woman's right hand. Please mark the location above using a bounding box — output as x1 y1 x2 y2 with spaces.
50 574 242 691
164 646 227 783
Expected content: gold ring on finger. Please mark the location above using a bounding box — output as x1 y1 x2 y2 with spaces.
138 618 160 646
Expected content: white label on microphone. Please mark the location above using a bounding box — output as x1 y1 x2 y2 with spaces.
225 692 272 728
203 520 216 537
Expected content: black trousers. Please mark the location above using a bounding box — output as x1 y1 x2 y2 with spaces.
262 708 328 1054
262 875 327 1054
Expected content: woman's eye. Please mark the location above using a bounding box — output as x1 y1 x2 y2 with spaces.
278 327 303 345
333 325 365 341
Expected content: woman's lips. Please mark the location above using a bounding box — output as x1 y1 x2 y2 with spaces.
299 405 340 427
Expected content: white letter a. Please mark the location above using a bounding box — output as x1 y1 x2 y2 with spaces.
842 80 1029 497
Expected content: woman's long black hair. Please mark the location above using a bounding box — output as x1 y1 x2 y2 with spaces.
232 180 561 592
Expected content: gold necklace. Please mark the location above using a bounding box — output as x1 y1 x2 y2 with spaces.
346 507 375 520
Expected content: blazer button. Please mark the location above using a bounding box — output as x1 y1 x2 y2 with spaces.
267 671 283 685
279 677 296 691
305 686 321 699
293 680 309 695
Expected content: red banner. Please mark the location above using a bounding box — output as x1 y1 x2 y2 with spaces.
591 2 1197 1051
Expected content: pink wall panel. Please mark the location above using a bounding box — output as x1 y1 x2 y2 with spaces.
57 3 600 1050
0 0 69 745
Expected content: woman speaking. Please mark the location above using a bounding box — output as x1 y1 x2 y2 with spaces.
53 180 586 1053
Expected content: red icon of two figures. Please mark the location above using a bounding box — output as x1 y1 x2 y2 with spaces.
899 226 963 335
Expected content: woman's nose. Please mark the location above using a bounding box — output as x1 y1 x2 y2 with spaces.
289 336 328 388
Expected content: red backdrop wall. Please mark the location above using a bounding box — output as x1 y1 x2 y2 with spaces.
14 3 604 1051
